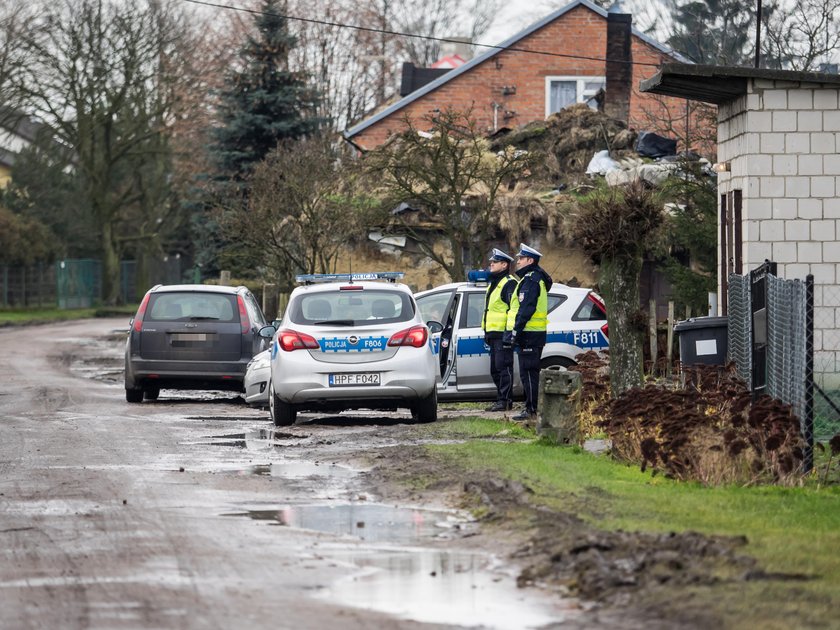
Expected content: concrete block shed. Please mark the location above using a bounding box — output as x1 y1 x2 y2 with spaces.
641 64 840 383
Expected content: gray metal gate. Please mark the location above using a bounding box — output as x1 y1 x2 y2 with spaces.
728 261 815 471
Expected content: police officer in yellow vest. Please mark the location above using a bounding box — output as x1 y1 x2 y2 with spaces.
482 248 517 412
503 243 553 421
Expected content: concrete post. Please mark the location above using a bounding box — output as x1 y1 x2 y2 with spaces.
537 366 582 444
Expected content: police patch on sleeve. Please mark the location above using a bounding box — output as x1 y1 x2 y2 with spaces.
518 292 525 302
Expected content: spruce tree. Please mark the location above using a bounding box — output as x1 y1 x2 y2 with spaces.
212 0 322 179
661 0 753 65
198 0 322 278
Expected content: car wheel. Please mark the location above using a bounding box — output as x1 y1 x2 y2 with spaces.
269 381 296 427
125 388 144 403
410 389 437 423
540 356 576 370
144 388 160 401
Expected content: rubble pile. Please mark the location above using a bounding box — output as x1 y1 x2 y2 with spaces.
489 103 712 190
489 104 638 185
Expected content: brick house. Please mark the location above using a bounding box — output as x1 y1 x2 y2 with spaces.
0 109 41 189
641 63 840 383
344 0 697 151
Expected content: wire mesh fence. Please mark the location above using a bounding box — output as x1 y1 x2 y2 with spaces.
727 273 751 383
813 283 840 441
3 255 187 309
766 274 808 423
728 268 817 468
1 264 57 307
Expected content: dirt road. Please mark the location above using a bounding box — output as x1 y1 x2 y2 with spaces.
0 318 576 629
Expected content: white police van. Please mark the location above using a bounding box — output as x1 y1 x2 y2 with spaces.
414 272 608 401
259 272 438 426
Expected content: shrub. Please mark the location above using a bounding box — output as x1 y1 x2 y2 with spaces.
591 363 806 486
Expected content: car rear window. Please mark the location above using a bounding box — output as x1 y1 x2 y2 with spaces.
573 293 607 321
289 289 415 325
147 292 237 322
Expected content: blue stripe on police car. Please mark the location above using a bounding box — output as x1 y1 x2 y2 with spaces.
318 336 389 352
451 330 607 357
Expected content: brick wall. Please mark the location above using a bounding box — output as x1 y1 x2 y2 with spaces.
350 5 702 151
718 78 840 381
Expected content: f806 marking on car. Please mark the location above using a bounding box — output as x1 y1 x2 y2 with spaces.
319 336 389 352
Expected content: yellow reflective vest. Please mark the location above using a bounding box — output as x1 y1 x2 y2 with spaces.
482 275 515 332
506 272 548 332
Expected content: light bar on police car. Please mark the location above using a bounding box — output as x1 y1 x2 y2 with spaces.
295 272 405 284
467 269 490 284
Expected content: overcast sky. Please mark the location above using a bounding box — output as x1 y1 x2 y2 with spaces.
482 0 667 48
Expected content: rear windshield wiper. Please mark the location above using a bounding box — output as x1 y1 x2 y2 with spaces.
188 316 220 321
312 319 355 326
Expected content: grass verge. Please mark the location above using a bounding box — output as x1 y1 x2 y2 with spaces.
417 417 840 630
0 305 137 326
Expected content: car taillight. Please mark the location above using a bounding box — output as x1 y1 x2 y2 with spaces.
388 325 428 348
278 329 320 351
133 293 151 332
237 295 250 334
588 292 607 316
601 323 609 339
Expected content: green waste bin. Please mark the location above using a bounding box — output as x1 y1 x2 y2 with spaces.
674 316 728 366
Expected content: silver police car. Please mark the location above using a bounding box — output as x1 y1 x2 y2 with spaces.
260 273 438 426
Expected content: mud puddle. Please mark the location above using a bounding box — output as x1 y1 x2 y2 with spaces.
320 548 575 629
188 429 308 450
243 461 357 479
225 503 472 544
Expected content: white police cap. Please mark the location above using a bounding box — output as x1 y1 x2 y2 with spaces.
516 243 542 259
488 248 514 263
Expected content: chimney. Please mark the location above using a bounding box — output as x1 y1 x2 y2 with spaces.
605 1 632 124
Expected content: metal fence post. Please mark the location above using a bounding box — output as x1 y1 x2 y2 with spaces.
804 274 814 473
750 260 776 401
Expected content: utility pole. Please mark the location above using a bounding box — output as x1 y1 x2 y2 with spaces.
755 0 762 68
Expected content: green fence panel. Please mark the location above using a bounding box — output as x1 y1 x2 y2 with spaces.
56 259 102 309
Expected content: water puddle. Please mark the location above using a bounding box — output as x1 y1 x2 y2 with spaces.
320 549 574 629
244 461 356 479
189 432 248 448
224 503 471 544
243 427 308 450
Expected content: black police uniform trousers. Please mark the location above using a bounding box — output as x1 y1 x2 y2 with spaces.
518 344 544 414
488 336 514 404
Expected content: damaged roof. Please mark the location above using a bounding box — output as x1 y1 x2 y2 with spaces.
344 0 689 140
640 63 840 104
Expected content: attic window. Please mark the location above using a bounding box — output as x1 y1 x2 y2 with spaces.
545 76 605 116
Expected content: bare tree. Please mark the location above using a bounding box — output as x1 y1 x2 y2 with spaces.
762 0 840 70
18 0 198 304
364 108 532 282
288 0 501 130
0 1 36 125
227 135 381 289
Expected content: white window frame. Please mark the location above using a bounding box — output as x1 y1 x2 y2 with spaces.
544 75 606 117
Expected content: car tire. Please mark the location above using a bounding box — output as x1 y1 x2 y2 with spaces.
144 388 160 401
125 388 144 403
410 389 437 423
269 381 296 427
540 356 576 370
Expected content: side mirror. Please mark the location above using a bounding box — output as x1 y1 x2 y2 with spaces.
258 325 277 339
427 320 443 334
